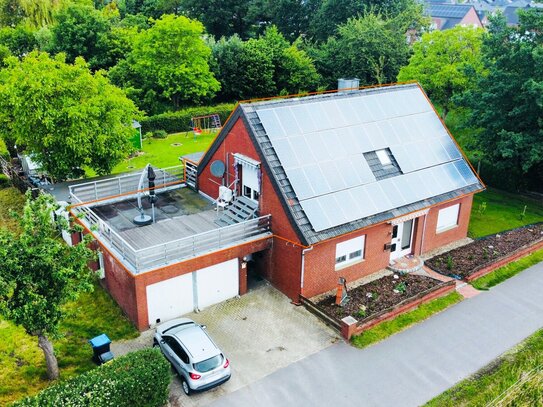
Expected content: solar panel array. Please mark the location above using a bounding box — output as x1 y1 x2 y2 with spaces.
255 86 480 232
429 4 472 19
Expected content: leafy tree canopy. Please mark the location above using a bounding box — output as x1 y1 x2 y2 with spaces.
179 0 252 39
0 192 95 380
312 10 416 88
112 14 220 110
397 25 485 119
0 51 139 180
211 26 320 100
308 0 424 42
461 10 543 189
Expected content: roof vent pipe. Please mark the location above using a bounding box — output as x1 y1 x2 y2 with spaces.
338 78 360 93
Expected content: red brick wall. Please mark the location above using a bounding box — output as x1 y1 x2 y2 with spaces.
302 223 392 298
101 248 140 328
102 237 271 331
422 194 474 253
198 117 300 242
197 116 306 299
460 7 483 28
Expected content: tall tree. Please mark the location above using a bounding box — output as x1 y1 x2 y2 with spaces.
179 0 253 39
397 25 485 119
313 11 413 88
0 192 95 380
116 14 220 109
211 27 320 100
0 51 139 180
308 0 423 42
461 11 543 190
48 3 113 70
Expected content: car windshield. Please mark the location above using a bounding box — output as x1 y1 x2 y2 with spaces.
194 354 222 373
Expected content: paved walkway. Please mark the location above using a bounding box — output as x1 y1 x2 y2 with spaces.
211 261 543 407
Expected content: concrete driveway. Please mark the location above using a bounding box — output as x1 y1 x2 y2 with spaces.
111 282 339 407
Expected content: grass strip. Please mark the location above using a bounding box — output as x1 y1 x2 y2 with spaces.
351 291 462 349
425 329 543 407
472 248 543 291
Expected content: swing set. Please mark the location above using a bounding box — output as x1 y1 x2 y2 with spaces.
190 114 222 137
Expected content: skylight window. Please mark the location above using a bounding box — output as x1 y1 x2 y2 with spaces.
376 149 392 166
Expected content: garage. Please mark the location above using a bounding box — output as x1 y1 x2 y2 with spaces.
146 258 239 326
196 258 239 309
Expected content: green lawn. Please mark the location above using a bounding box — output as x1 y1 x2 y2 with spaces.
351 292 462 349
0 187 139 404
86 130 219 176
426 328 543 406
469 188 543 238
472 248 543 291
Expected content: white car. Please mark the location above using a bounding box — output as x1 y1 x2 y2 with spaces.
153 318 231 395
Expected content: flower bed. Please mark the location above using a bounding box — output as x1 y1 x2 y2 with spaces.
316 274 443 321
426 223 543 280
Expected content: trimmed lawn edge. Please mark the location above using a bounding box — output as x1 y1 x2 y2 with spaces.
472 248 543 290
425 328 543 406
351 291 463 349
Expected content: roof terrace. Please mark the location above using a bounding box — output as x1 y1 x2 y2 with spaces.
69 165 271 274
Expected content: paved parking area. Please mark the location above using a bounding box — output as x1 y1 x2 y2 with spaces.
111 283 339 407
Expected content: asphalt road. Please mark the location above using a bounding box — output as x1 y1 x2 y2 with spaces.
211 261 543 407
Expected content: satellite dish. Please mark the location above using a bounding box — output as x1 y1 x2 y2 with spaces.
210 160 226 178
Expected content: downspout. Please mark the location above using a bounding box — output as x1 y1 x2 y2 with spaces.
299 245 314 301
420 213 428 255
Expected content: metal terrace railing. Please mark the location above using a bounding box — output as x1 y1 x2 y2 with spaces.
69 165 184 205
72 204 271 274
71 205 139 268
133 215 272 271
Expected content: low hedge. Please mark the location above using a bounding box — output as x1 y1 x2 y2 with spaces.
0 174 10 188
141 103 236 134
14 348 171 407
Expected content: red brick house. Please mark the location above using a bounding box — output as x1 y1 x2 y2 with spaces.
67 83 483 331
427 3 484 30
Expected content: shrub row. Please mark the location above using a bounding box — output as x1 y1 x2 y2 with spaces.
0 174 10 188
14 348 171 407
141 103 236 134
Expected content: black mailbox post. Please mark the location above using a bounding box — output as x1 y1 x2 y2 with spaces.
89 333 114 365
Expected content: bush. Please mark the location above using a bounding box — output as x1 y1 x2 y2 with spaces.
14 348 171 407
141 103 236 134
0 174 10 188
152 130 168 139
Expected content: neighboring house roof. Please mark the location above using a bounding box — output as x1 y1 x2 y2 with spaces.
427 3 481 29
200 84 483 245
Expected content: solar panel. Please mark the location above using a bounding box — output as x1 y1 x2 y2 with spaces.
275 106 302 136
256 109 285 140
299 199 330 231
284 167 314 200
253 85 480 233
272 138 298 169
454 160 479 185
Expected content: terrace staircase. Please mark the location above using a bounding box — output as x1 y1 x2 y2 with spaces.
215 196 258 227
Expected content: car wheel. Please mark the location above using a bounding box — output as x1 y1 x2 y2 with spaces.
181 378 191 395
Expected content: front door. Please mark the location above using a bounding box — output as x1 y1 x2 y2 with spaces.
390 219 414 261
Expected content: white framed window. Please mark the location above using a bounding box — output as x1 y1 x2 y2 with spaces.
376 149 392 166
335 236 365 269
436 204 460 232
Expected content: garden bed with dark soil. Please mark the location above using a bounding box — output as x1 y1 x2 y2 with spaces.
316 274 443 321
426 223 543 279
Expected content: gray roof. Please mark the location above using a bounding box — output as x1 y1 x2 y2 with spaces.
238 84 483 245
427 3 478 29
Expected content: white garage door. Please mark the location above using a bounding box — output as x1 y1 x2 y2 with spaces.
147 273 194 326
196 258 239 310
